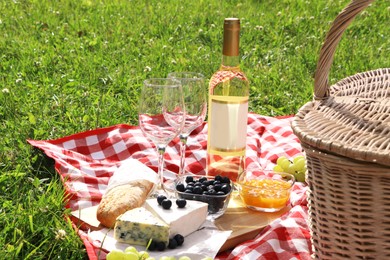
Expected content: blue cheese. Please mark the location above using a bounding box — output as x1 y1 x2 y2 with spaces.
113 207 169 246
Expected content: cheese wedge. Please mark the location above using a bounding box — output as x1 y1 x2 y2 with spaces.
144 198 208 237
114 207 169 246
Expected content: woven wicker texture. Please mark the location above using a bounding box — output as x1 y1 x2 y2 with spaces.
291 0 390 259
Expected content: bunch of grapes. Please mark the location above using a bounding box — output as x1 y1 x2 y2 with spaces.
273 155 307 182
106 246 151 260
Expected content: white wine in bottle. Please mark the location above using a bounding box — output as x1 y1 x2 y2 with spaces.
206 18 249 182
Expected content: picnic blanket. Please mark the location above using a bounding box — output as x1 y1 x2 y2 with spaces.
28 113 312 260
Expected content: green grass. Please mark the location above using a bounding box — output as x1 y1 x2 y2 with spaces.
0 0 389 258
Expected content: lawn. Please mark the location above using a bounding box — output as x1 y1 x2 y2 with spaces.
0 0 389 259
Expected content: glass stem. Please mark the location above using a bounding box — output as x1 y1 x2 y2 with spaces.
157 145 167 194
179 135 188 176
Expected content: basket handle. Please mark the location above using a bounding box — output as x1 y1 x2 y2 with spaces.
313 0 375 100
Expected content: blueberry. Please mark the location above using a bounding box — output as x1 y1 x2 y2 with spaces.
221 176 230 184
214 183 223 192
184 188 193 194
193 186 203 194
161 199 172 210
185 185 194 191
176 183 185 192
174 234 184 246
199 176 208 183
207 189 216 195
194 181 202 187
176 199 187 208
221 184 231 194
207 185 215 191
168 238 178 249
185 176 194 183
148 240 156 251
215 175 223 182
216 191 225 195
156 241 166 251
157 195 167 205
204 180 214 186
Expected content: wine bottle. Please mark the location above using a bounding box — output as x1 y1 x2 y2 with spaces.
206 18 249 182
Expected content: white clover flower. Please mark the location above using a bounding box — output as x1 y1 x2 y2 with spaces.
55 229 66 240
2 88 9 93
277 12 282 16
198 29 203 33
15 78 22 83
255 25 264 31
144 66 152 72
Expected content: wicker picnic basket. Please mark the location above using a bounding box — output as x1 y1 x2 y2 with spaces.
291 0 390 259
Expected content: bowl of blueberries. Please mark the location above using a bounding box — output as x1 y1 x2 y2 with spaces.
174 174 232 220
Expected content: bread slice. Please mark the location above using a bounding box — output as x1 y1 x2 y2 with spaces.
96 179 154 228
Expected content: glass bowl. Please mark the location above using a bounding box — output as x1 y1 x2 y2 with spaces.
174 174 233 220
236 170 295 212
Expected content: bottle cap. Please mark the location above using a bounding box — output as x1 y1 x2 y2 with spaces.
223 18 240 56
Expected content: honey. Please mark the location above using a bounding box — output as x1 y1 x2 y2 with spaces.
238 179 291 209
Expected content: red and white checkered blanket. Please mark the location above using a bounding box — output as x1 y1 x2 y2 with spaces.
28 113 312 260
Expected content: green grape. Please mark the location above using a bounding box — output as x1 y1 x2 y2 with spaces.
124 252 140 260
273 165 284 172
293 157 306 171
124 246 138 254
277 156 288 164
286 164 297 174
107 249 125 260
123 252 139 260
294 170 306 182
293 155 305 164
138 251 150 260
277 156 291 171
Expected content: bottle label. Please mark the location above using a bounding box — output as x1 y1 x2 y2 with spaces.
208 95 248 155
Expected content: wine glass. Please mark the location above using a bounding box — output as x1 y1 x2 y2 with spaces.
167 72 207 176
138 78 185 196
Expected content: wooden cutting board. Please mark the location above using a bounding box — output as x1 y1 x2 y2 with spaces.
71 192 289 253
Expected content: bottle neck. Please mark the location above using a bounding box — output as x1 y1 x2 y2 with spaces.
221 55 240 69
221 18 240 70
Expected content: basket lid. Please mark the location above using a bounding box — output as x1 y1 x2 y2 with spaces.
291 0 390 167
292 68 390 167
